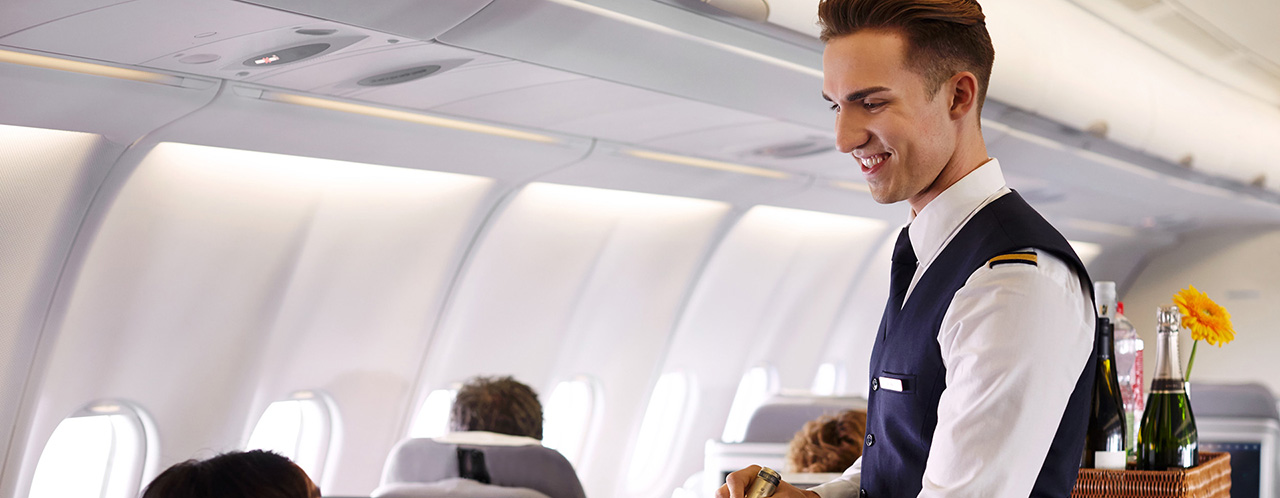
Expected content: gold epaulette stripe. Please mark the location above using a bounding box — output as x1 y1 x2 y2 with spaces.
988 252 1037 268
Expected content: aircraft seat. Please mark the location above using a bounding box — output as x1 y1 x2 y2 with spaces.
699 394 867 497
742 394 868 444
1188 382 1280 498
374 439 586 498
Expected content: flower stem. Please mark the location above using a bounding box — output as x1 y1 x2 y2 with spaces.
1186 340 1200 381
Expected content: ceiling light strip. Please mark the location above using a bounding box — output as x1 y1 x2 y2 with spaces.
265 92 560 144
623 149 789 179
545 0 824 79
0 48 183 85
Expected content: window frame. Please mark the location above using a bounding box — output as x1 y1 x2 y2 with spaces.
29 399 159 498
245 390 340 484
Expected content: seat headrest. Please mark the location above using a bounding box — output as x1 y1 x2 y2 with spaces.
1188 382 1280 420
741 395 868 443
374 478 552 498
382 439 586 498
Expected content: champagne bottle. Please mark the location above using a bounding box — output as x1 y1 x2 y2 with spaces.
1083 318 1127 469
1137 305 1198 470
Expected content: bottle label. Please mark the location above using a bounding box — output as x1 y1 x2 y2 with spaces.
1095 451 1127 470
1151 378 1183 392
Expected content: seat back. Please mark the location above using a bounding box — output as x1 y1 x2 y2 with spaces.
741 395 867 444
379 439 586 498
1189 382 1280 498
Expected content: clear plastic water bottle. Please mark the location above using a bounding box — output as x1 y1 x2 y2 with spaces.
1113 301 1144 459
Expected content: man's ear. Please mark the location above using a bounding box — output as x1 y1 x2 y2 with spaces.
948 71 979 121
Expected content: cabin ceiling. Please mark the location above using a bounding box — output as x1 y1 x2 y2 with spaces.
2 0 1280 251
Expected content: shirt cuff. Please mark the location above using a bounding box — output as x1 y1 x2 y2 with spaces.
808 477 860 498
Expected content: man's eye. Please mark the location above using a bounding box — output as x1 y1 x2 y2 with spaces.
829 103 840 113
864 101 885 110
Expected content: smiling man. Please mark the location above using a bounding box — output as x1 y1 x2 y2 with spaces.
717 1 1098 497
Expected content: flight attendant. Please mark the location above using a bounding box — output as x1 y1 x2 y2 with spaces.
717 0 1096 496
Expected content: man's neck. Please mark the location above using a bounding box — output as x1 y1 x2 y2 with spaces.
908 133 990 216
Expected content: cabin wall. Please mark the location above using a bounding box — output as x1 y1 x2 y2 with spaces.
1123 228 1280 396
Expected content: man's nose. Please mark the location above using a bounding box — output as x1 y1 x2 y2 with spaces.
835 113 871 154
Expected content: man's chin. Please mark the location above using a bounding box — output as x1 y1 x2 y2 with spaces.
867 185 902 205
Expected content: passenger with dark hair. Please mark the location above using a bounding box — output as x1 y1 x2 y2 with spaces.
141 449 321 498
785 410 868 474
449 375 544 441
720 0 1096 497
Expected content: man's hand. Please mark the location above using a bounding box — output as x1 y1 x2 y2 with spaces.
715 466 820 498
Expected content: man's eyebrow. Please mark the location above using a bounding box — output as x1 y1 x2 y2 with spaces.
844 86 891 102
822 86 891 104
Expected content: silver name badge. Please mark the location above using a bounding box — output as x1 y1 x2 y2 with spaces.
878 376 905 392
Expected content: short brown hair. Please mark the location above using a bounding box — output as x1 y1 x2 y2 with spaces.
451 376 543 440
785 410 868 473
818 0 995 112
141 450 319 498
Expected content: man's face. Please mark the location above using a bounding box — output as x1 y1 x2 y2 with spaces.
823 30 958 207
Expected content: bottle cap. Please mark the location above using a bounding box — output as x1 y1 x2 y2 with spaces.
1157 305 1180 328
1094 281 1117 318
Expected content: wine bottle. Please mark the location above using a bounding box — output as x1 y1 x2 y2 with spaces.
1083 318 1127 469
1136 305 1198 470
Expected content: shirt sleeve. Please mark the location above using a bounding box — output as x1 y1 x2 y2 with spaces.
918 249 1094 497
809 456 861 498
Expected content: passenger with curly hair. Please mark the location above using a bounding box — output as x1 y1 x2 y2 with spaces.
785 410 868 473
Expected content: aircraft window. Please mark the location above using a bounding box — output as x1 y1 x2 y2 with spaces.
29 401 155 498
626 372 693 492
408 388 458 439
812 362 847 396
721 366 778 443
543 376 600 467
246 390 337 482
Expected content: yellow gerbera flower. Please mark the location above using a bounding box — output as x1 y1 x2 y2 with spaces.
1173 285 1235 347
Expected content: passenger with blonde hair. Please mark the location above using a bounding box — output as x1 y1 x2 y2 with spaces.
785 410 868 473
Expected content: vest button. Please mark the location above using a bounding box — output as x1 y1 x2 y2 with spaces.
871 378 879 391
860 489 868 498
865 433 874 447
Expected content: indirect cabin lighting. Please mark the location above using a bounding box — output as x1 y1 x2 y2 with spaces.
623 149 790 179
0 48 183 86
830 179 872 193
542 0 824 79
263 92 561 144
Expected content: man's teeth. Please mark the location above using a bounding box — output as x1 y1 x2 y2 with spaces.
861 154 887 168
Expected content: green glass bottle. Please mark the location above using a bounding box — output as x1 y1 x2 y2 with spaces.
1136 305 1198 470
1083 318 1127 469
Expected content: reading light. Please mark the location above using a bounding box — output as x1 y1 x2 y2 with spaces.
263 92 560 144
623 149 790 179
0 48 184 86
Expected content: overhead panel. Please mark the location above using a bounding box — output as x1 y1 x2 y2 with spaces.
0 0 304 64
357 58 586 110
0 0 130 39
437 0 830 128
433 77 769 144
237 0 494 42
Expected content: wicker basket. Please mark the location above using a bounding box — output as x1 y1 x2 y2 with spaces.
1072 452 1231 498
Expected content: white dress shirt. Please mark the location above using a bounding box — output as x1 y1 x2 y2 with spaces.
809 159 1095 498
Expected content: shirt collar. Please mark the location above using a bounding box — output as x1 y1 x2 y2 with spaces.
907 158 1007 266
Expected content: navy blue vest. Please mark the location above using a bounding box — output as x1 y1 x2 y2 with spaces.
860 192 1095 498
